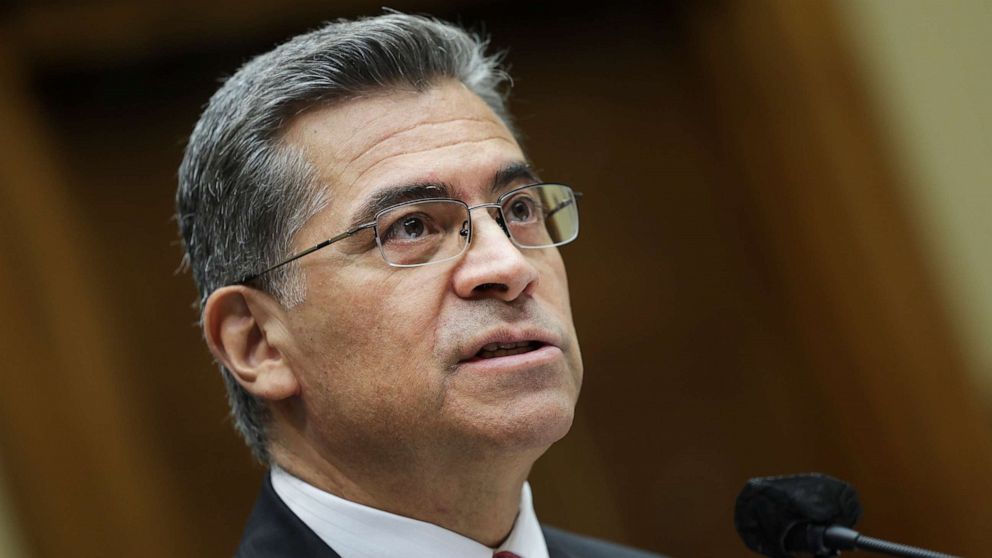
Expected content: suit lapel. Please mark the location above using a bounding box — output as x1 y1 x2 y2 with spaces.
235 473 342 558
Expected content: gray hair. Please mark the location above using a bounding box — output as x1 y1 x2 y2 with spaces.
176 12 513 462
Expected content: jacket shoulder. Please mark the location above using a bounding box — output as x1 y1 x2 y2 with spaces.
542 525 668 558
235 474 340 558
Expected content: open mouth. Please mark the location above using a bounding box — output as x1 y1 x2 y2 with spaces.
474 340 544 360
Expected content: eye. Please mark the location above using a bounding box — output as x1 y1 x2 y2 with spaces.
400 216 425 238
506 195 538 223
383 214 427 241
378 210 445 245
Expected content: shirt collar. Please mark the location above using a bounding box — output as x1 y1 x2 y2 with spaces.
270 465 549 558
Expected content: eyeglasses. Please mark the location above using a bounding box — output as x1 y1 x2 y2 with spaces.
237 183 580 284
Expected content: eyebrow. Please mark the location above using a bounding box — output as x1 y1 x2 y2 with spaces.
348 181 452 229
347 160 539 229
491 161 539 193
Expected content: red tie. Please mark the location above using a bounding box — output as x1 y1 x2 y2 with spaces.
493 553 521 558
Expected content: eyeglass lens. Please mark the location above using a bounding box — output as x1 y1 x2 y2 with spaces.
374 184 578 267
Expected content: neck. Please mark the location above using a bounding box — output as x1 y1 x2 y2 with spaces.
269 426 542 546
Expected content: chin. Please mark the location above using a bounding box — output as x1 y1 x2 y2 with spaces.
468 391 578 453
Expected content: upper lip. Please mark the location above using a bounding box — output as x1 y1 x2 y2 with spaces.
458 327 561 362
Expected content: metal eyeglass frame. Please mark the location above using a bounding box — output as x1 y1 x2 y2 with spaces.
236 182 581 285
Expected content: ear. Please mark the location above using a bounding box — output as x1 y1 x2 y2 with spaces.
202 286 300 401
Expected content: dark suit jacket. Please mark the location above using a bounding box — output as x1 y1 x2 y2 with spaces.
236 474 665 557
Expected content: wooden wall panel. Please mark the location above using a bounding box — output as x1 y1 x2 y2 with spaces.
683 0 992 553
0 40 196 557
1 1 989 557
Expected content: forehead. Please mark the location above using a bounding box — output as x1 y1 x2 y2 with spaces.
281 80 523 217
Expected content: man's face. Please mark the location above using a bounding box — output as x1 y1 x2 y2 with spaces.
276 80 582 465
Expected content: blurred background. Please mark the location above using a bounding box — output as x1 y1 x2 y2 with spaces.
1 0 991 556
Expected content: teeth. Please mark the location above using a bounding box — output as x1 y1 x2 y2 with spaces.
475 340 540 359
481 340 533 352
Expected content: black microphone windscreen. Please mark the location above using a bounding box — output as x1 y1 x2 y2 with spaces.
734 473 863 558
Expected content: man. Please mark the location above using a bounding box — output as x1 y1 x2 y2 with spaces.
177 12 663 558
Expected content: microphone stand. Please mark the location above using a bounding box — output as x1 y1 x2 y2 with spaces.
797 525 961 558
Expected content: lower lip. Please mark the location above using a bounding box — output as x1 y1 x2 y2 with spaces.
457 345 563 374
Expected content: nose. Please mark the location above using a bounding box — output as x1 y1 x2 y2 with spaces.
450 208 539 301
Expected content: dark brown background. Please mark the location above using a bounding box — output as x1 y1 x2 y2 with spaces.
2 1 991 556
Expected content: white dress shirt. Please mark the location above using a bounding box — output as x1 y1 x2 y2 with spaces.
271 466 550 558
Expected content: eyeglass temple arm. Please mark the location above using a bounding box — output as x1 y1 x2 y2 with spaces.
236 224 373 285
545 191 582 219
237 188 581 285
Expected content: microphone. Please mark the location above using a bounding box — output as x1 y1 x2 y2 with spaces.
734 473 960 558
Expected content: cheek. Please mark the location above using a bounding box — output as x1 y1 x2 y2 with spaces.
284 273 451 445
367 269 448 358
294 268 449 396
535 250 573 318
536 252 582 372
